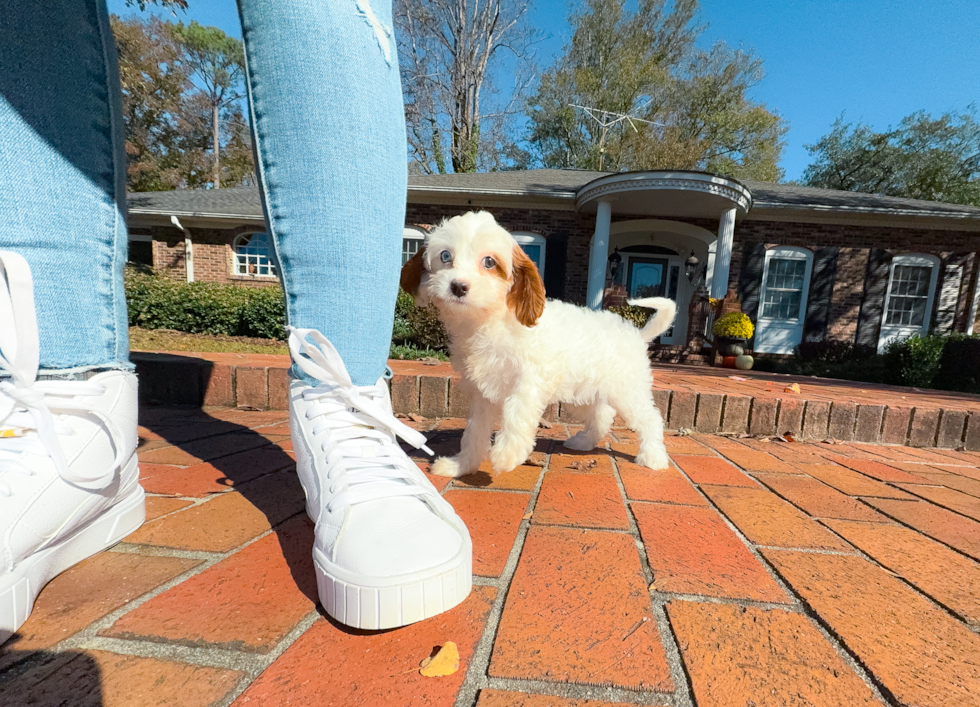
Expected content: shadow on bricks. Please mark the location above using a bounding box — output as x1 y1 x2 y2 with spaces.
0 649 104 704
138 407 317 611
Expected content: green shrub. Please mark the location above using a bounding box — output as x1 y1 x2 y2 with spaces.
933 336 980 393
795 340 875 364
125 268 285 339
881 334 947 388
608 304 652 328
404 302 450 351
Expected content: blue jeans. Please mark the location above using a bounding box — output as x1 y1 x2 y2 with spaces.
0 0 404 386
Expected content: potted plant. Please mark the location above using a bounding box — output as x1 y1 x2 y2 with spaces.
712 312 754 356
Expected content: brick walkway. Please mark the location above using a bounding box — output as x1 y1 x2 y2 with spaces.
4 407 980 706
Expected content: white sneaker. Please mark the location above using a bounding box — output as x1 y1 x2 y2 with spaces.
288 327 471 630
0 252 145 645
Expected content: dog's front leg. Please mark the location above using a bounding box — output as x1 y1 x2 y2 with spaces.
490 382 548 474
431 396 497 478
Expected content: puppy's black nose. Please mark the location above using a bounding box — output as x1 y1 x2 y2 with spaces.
450 280 469 297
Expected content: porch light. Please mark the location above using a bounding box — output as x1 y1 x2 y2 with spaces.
685 250 700 283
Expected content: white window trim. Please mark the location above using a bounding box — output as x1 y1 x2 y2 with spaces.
878 253 940 349
758 246 813 325
512 232 546 274
402 227 427 264
232 231 278 279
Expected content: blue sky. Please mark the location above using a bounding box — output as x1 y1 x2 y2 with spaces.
108 0 980 181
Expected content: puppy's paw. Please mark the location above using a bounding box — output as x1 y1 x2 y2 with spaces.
431 456 464 478
489 435 533 475
562 431 596 452
635 447 670 470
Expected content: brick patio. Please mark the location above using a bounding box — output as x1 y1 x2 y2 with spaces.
4 405 980 706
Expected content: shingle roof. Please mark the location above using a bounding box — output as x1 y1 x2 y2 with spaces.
127 169 980 219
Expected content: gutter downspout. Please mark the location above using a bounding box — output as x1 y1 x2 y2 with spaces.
171 215 194 283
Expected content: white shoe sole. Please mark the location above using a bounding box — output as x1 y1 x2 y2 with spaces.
0 466 146 645
314 538 472 630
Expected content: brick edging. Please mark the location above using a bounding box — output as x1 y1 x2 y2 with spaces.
132 353 980 451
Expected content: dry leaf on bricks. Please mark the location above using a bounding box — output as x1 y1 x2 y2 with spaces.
419 642 459 677
783 383 801 394
569 459 597 472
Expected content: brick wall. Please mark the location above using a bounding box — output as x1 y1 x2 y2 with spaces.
136 225 278 287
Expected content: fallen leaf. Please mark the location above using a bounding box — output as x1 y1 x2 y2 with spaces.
823 438 842 445
538 419 553 429
237 405 261 412
569 459 597 471
408 413 427 422
729 376 748 382
395 413 409 419
782 433 796 443
524 458 546 467
783 383 801 395
676 427 693 436
522 512 533 520
421 357 442 366
419 642 459 677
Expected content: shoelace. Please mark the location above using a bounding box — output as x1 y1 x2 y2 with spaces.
0 252 124 495
289 326 435 514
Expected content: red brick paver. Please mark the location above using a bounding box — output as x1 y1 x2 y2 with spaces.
766 550 980 707
668 602 885 706
7 403 980 707
490 526 672 692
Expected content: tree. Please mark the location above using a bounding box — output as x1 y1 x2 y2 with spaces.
525 0 786 181
112 15 254 191
172 21 246 188
802 110 980 206
395 0 535 173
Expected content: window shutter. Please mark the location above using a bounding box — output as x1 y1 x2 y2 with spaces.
855 249 892 348
738 242 766 323
544 233 568 300
803 247 839 342
935 254 968 334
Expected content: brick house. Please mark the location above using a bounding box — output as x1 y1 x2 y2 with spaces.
127 169 980 356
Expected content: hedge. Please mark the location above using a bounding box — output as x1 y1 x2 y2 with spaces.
125 269 450 356
125 269 287 340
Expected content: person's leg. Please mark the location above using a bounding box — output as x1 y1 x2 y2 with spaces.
238 0 404 386
0 1 143 645
0 1 129 373
237 0 471 629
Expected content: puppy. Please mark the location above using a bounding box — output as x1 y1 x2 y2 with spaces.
400 211 676 477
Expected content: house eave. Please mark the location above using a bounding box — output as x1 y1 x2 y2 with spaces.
748 204 980 232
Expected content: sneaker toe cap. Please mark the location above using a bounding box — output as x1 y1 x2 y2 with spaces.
332 497 465 578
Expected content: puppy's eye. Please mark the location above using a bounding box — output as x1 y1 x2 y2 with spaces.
482 256 496 269
440 250 452 264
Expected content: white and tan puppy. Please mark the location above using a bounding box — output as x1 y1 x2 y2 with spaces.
400 211 676 477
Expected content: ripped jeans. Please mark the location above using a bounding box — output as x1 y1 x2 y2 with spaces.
0 0 405 386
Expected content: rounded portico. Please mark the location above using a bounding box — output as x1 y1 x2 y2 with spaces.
575 171 753 312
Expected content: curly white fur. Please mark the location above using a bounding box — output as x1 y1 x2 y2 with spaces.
404 211 676 477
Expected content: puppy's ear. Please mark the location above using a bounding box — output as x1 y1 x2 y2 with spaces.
507 245 546 327
399 248 430 306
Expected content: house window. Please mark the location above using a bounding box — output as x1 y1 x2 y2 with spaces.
761 256 808 321
513 232 546 274
885 261 934 326
233 232 277 277
403 227 426 265
878 253 940 350
128 233 153 267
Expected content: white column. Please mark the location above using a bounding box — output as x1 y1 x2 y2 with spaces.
710 207 736 299
586 200 612 310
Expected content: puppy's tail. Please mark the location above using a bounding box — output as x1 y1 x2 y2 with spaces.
627 297 677 342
